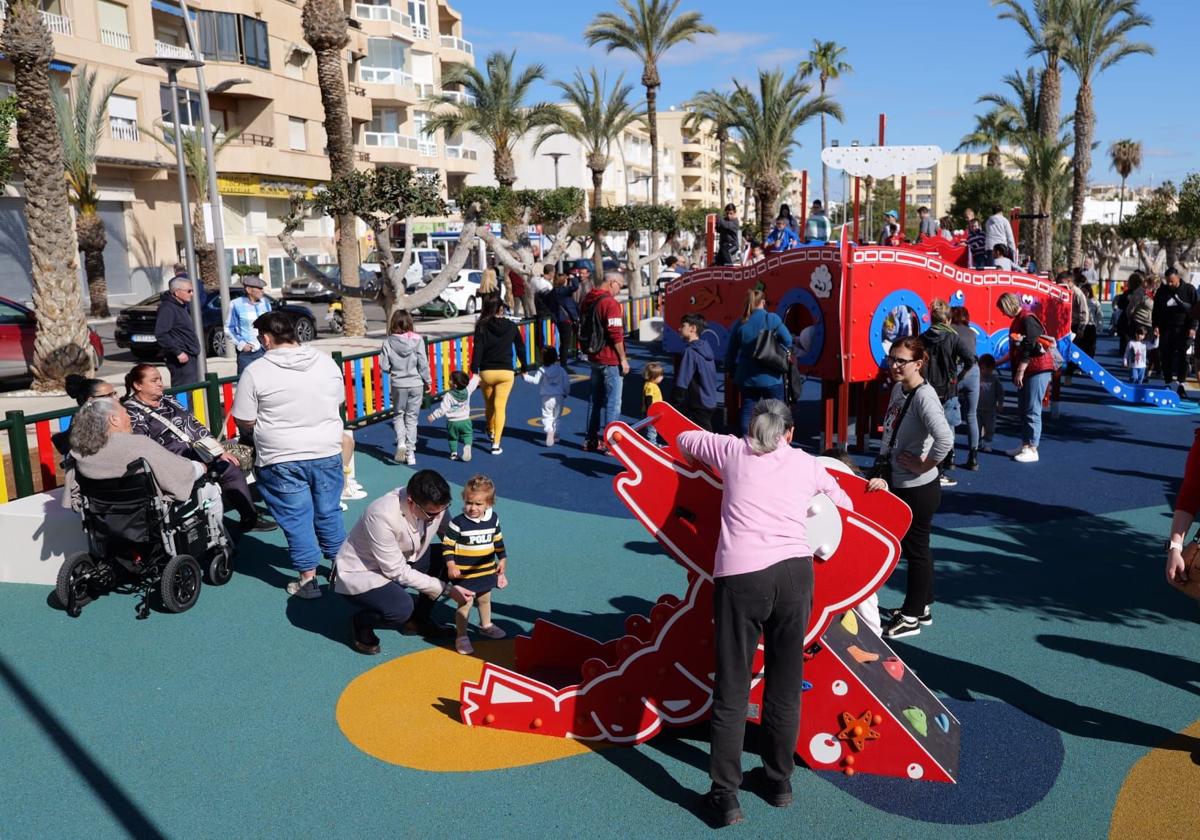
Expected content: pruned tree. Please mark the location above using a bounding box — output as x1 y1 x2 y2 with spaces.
1119 175 1200 274
1081 222 1126 283
591 204 680 297
459 186 586 310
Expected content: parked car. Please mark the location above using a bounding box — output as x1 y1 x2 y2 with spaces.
115 289 317 361
362 248 445 292
440 269 484 316
563 257 620 276
283 264 380 304
0 296 105 387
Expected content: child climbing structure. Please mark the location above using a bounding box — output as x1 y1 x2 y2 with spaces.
459 403 961 784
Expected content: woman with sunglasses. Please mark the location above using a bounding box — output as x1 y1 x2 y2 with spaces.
867 336 953 639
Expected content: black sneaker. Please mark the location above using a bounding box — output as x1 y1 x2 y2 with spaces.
351 618 381 655
882 612 921 639
244 517 279 533
700 789 744 827
939 474 957 487
881 606 932 626
747 768 792 807
1178 384 1188 399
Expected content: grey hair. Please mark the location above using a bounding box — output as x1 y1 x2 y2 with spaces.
604 270 625 287
996 292 1021 317
169 276 193 292
747 399 794 454
69 398 121 457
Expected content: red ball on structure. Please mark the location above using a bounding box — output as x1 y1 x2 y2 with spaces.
844 767 856 777
872 714 883 725
483 713 495 725
843 755 855 767
852 725 863 736
531 717 543 729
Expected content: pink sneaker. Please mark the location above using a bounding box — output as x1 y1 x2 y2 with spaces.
479 624 506 639
455 635 474 655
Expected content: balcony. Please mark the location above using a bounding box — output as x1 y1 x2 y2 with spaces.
155 40 195 60
364 131 419 150
40 9 72 35
353 3 415 42
439 35 473 56
100 28 130 50
411 23 430 40
361 67 420 105
445 145 476 161
418 138 437 157
226 132 275 148
438 89 475 106
108 117 139 143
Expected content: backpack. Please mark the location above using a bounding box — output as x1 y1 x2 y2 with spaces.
923 329 959 402
579 298 608 356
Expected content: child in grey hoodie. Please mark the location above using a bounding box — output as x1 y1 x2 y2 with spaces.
380 310 431 465
428 370 480 461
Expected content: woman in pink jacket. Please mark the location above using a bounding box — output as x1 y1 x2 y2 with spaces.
678 399 851 827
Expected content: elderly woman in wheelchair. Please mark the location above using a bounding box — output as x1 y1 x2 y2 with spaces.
57 397 235 619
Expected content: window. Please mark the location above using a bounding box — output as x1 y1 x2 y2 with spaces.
224 247 260 267
366 37 406 71
288 117 307 151
196 10 270 69
369 108 400 133
97 1 130 49
108 95 138 141
408 0 428 26
0 301 29 324
159 85 202 128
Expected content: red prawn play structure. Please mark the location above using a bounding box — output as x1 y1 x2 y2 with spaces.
460 402 962 783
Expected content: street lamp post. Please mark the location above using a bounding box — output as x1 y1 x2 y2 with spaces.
544 152 568 273
136 55 207 381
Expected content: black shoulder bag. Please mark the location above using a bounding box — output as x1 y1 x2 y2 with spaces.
867 385 920 486
751 315 791 375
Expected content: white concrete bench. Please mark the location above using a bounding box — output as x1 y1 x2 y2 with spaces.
0 488 86 586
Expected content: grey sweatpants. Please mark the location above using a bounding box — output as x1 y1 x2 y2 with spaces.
391 385 424 452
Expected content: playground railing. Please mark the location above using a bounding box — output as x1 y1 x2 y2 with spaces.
0 295 659 504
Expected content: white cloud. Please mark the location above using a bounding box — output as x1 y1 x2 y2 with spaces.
659 31 770 67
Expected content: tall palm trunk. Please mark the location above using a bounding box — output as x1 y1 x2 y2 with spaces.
644 75 659 205
1067 82 1093 268
1118 174 1127 224
305 0 363 336
2 3 91 389
1023 181 1039 264
591 166 605 274
819 76 829 208
987 148 1000 169
1036 62 1061 270
716 131 727 206
76 211 110 317
495 146 516 188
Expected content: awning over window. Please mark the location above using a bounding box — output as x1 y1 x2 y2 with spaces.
151 1 196 18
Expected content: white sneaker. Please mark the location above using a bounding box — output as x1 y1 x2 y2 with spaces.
405 451 417 466
1006 445 1027 457
545 431 554 446
450 451 460 460
490 444 503 455
393 446 406 464
341 487 368 501
1013 448 1039 463
462 445 472 462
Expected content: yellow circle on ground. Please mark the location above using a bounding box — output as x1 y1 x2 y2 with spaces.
1110 718 1200 838
336 640 596 772
527 406 573 428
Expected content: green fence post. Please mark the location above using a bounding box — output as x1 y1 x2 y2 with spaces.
5 410 34 499
205 372 224 435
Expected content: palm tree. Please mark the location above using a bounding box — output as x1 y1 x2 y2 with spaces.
533 68 642 273
978 68 1045 254
427 51 562 188
1063 0 1153 265
52 68 127 317
584 0 715 205
302 0 363 336
1008 129 1073 266
956 109 1014 169
1108 138 1142 223
798 39 852 208
728 68 842 240
992 0 1073 268
684 89 736 207
1 1 93 389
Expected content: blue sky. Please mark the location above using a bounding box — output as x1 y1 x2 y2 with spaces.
457 0 1195 199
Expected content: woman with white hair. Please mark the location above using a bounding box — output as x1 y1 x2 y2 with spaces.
63 397 204 509
677 399 851 827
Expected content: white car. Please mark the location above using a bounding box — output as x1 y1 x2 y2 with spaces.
440 269 484 316
362 247 445 292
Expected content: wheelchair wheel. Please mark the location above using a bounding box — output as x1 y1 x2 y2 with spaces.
55 551 96 617
161 554 202 613
206 546 234 586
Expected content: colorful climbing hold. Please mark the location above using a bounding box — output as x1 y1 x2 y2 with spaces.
841 611 859 635
883 657 905 681
848 645 880 664
483 713 495 725
802 680 813 692
903 707 928 737
531 718 543 730
935 713 950 733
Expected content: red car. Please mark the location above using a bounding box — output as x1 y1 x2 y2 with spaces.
0 296 105 387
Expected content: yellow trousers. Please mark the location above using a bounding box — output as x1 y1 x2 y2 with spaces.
479 369 515 445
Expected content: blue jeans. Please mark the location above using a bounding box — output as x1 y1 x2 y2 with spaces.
1130 367 1145 384
587 363 623 442
1019 371 1052 449
738 383 784 436
236 347 265 376
957 366 980 449
256 453 346 573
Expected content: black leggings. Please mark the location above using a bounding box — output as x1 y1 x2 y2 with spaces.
891 479 942 616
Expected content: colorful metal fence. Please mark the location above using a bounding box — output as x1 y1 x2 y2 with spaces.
0 297 657 504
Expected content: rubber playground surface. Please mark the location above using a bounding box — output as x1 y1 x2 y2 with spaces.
2 334 1198 839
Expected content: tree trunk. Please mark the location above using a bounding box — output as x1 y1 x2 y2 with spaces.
495 147 516 188
1118 175 1127 224
987 148 1000 169
645 84 659 205
2 4 91 389
819 78 829 209
395 218 478 311
1036 61 1060 271
309 16 363 336
717 136 727 208
591 167 605 275
76 211 110 317
1067 82 1093 269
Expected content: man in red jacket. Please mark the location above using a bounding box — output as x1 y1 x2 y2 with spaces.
582 271 630 451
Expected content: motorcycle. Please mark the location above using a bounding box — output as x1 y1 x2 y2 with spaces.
325 297 345 335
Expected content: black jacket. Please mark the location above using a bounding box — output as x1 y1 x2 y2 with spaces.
715 217 740 265
471 317 527 373
920 324 976 401
154 293 200 357
1152 282 1198 332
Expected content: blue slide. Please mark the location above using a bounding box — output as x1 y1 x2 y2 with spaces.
1062 339 1180 408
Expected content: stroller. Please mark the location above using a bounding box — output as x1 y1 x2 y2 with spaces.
57 457 234 619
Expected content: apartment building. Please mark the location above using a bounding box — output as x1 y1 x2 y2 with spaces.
656 108 744 211
879 150 1024 219
0 0 478 303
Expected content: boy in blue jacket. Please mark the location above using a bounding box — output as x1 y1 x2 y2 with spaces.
673 313 718 431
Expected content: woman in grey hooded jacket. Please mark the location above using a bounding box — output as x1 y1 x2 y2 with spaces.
381 310 431 465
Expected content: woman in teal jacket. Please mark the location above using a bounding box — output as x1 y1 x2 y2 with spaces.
724 288 793 435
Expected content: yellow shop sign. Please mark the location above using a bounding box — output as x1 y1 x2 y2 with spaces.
216 174 322 199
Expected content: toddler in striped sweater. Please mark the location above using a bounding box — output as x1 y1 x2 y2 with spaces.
442 474 509 655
